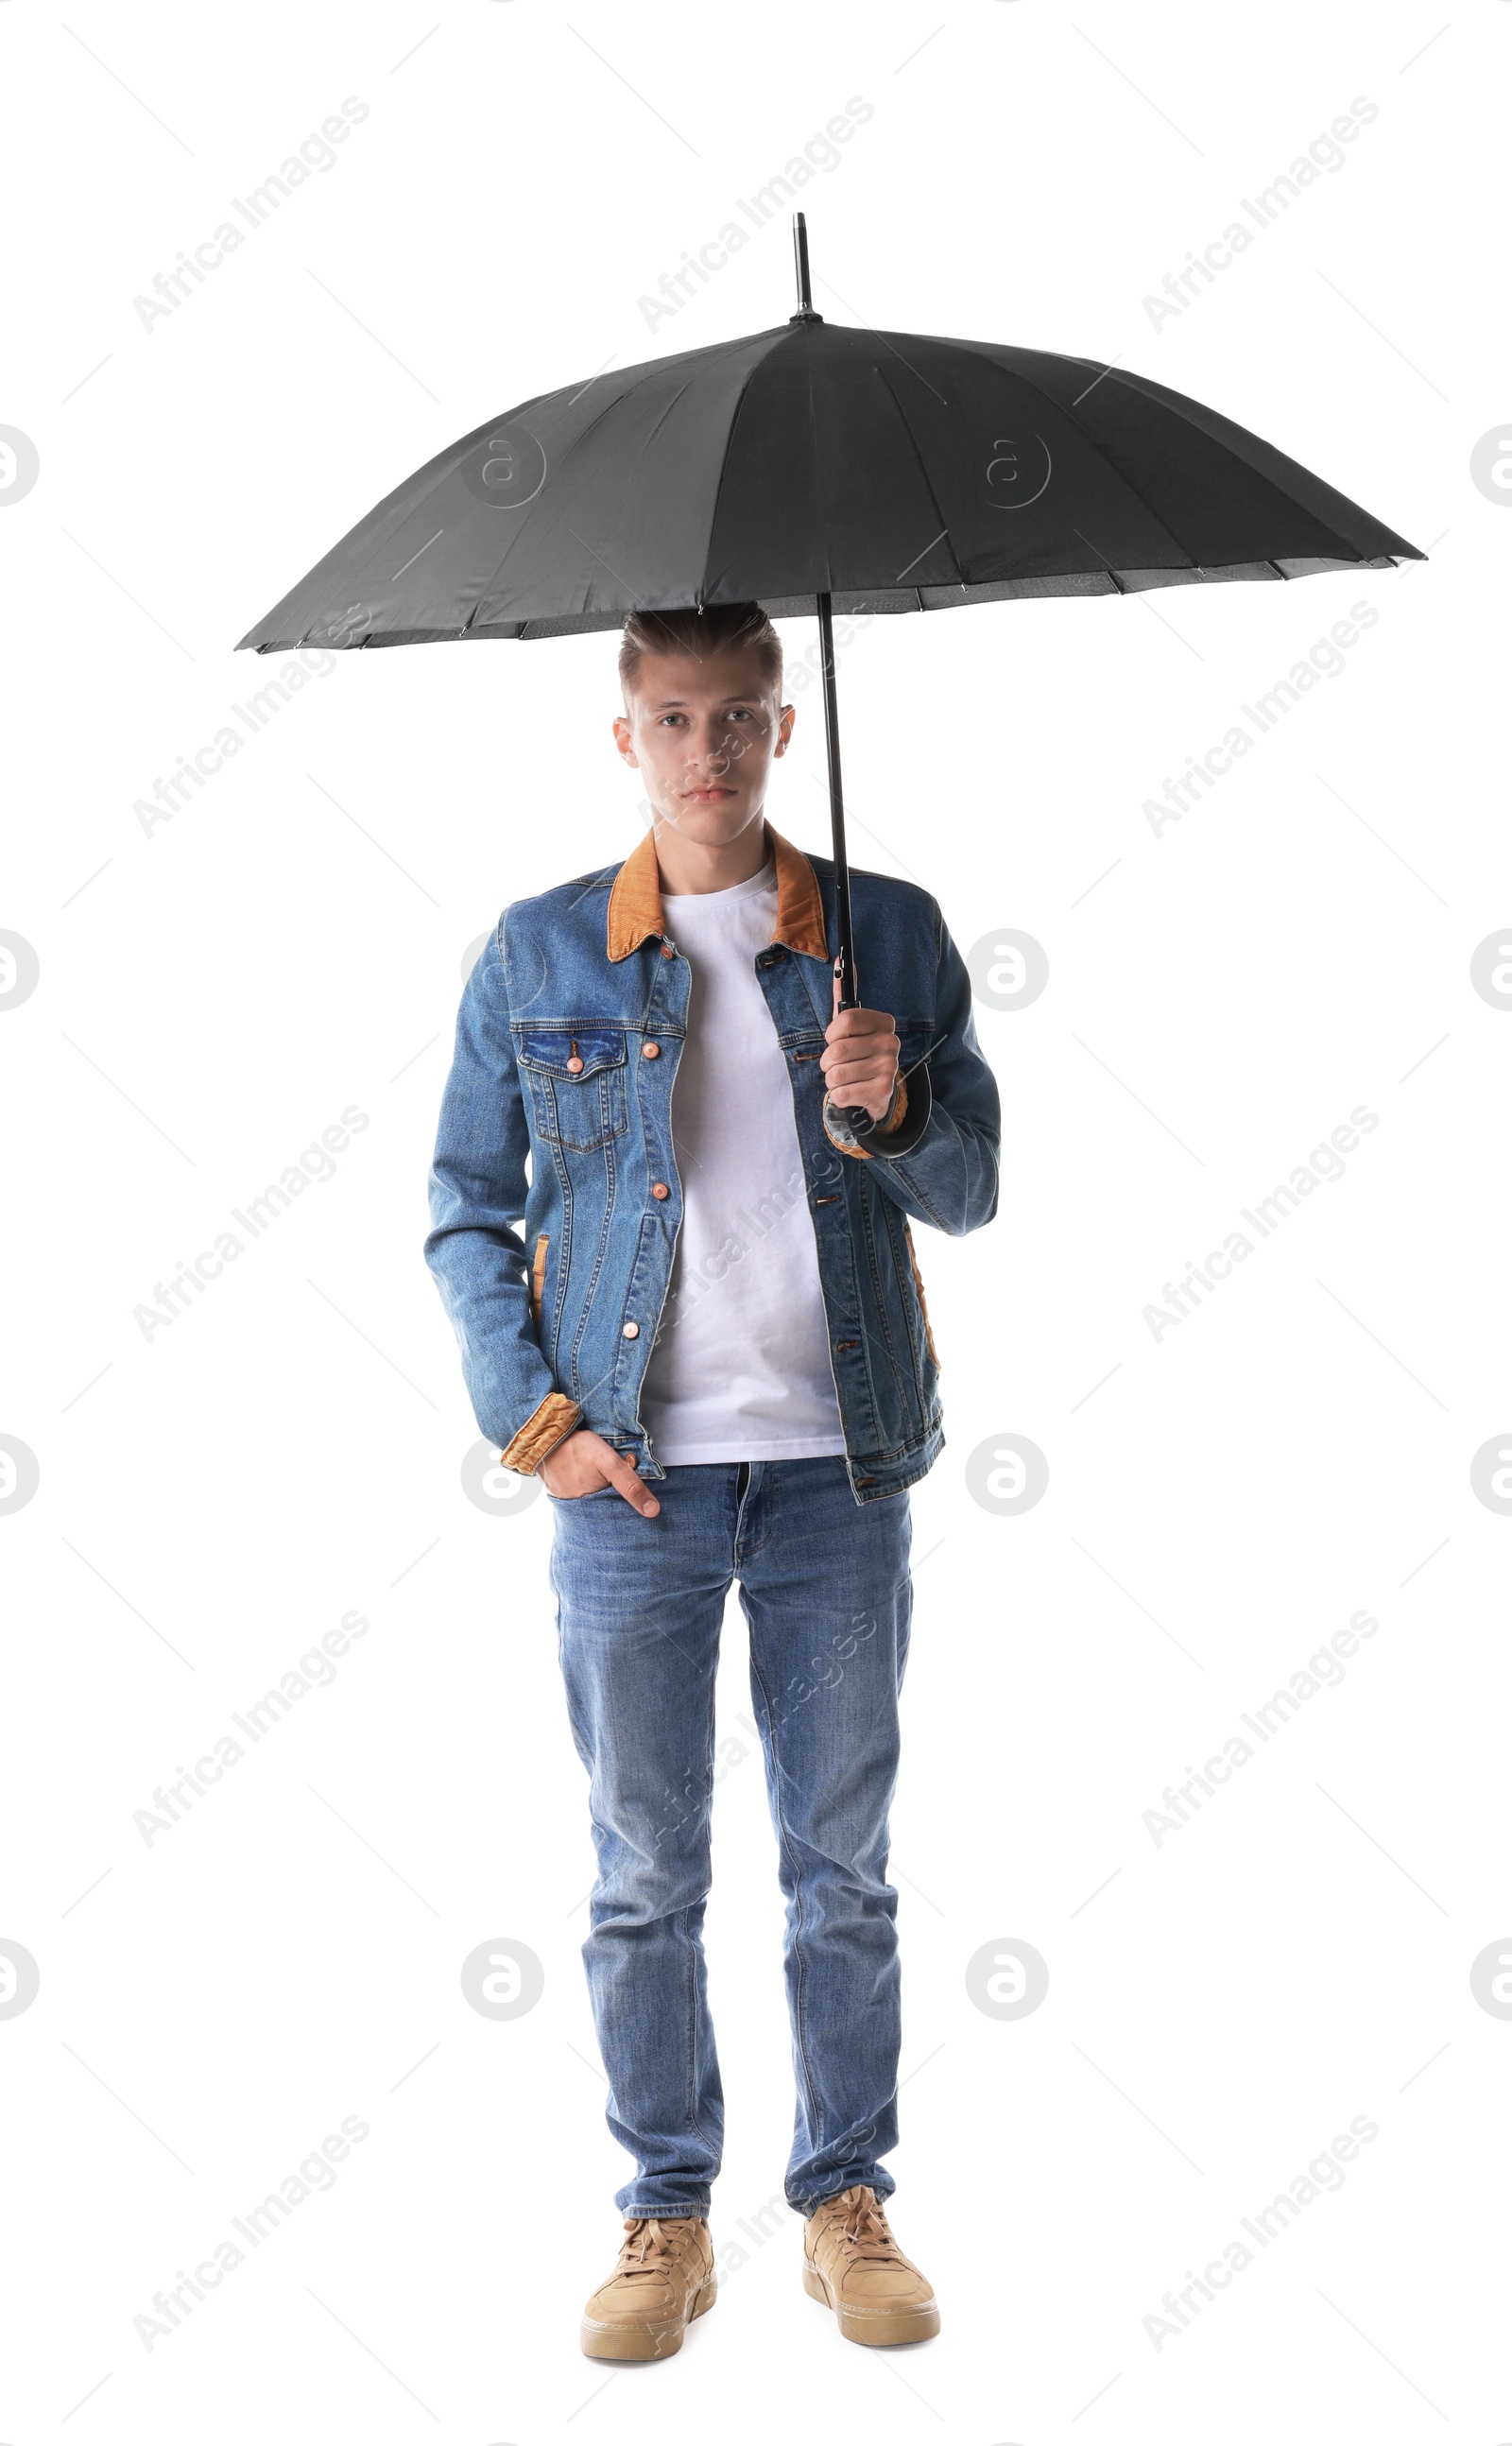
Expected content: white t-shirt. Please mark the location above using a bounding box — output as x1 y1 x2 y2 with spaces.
641 857 848 1465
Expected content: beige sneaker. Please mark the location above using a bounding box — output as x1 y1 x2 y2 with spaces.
579 2214 717 2360
803 2185 940 2346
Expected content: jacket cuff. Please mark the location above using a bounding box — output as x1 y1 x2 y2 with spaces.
499 1390 582 1474
822 1072 905 1163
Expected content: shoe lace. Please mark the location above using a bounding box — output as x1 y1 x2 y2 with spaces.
615 2216 697 2286
820 2186 906 2265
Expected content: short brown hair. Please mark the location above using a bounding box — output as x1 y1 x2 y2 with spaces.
618 601 783 705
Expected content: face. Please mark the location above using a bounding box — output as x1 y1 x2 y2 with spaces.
612 642 794 847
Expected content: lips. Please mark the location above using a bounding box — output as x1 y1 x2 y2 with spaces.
682 786 736 801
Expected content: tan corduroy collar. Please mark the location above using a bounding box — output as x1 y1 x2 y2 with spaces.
606 820 829 963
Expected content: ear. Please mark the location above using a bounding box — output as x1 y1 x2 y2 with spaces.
774 700 796 757
611 713 639 769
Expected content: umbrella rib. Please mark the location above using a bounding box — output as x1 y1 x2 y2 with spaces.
459 371 665 629
869 358 964 591
1059 351 1377 563
957 336 1216 577
470 329 795 629
1114 363 1392 559
1068 531 1127 594
459 352 707 631
698 335 796 609
574 379 697 609
936 336 1232 577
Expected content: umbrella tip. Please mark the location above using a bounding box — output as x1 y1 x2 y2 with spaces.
790 211 822 323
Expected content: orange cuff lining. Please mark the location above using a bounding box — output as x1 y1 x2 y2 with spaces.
500 1390 582 1475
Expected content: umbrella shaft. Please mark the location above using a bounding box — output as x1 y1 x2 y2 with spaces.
816 593 858 1011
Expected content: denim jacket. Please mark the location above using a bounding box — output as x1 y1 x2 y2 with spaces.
424 824 1000 1505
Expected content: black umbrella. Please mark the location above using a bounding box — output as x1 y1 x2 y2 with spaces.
238 213 1422 1010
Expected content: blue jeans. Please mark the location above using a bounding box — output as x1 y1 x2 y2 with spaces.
549 1455 913 2219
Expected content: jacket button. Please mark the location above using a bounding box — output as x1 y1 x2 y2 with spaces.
565 1056 584 1074
622 1320 640 1338
643 1041 661 1058
650 1181 669 1199
660 942 676 960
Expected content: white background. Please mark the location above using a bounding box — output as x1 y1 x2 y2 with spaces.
2 1 1506 2437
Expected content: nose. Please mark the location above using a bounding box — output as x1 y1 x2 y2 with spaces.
686 723 733 776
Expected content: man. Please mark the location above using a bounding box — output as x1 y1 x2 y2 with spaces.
425 601 999 2358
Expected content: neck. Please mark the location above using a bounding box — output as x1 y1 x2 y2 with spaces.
652 814 771 897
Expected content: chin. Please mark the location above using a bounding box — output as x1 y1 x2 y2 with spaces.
678 801 750 837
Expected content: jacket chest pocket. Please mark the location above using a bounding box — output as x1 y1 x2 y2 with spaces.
517 1028 627 1150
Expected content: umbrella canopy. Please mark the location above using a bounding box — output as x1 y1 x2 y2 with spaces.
238 317 1419 655
237 215 1421 1019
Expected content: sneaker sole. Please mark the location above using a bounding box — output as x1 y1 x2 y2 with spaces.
802 2259 940 2347
579 2275 717 2361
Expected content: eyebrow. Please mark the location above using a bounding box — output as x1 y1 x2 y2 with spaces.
646 694 761 711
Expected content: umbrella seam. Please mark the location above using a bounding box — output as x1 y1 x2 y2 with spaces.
582 379 696 612
1098 360 1403 559
930 333 1366 570
461 375 658 631
470 327 796 629
1108 384 1362 560
937 335 1211 573
697 325 803 609
869 356 965 590
1053 349 1374 563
